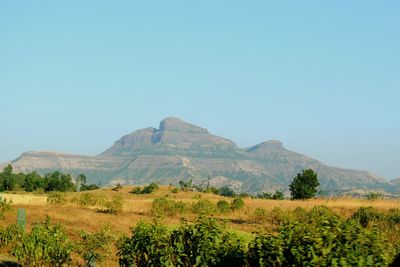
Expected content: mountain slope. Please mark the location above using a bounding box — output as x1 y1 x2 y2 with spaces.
0 117 395 194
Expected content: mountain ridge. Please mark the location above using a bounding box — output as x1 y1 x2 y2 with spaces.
1 117 397 195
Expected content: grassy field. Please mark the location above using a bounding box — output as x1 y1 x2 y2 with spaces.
1 186 400 266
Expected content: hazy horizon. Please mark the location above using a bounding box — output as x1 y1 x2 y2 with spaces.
1 1 399 179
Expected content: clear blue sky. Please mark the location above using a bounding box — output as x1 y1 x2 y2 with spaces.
1 1 399 179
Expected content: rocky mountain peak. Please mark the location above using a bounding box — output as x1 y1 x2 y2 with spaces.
159 117 208 133
248 140 285 152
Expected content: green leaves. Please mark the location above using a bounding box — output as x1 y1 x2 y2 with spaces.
77 225 115 266
247 214 390 267
12 218 74 266
117 216 246 267
289 169 320 200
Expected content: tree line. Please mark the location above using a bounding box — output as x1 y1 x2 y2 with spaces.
0 164 97 192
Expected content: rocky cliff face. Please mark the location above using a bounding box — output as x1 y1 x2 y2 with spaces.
1 117 395 194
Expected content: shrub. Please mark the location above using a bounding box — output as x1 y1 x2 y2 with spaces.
366 192 384 200
77 225 115 266
78 192 99 207
252 207 268 224
151 197 187 217
112 183 123 191
130 187 142 194
387 208 400 225
171 187 179 194
117 217 246 267
191 199 217 215
0 224 24 249
80 184 100 191
292 207 308 221
117 221 174 266
141 182 159 194
219 186 236 197
47 192 66 205
257 192 273 199
269 207 290 225
204 186 219 195
248 215 390 266
217 200 231 214
272 190 284 200
308 205 335 220
351 206 383 227
179 179 194 191
230 197 245 211
12 217 74 266
100 195 124 214
170 216 246 266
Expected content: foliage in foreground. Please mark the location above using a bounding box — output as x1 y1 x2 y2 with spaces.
77 225 115 266
117 211 394 267
248 215 390 266
117 217 245 267
12 217 74 266
0 197 12 219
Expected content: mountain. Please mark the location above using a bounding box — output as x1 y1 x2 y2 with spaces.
0 117 396 194
390 177 400 194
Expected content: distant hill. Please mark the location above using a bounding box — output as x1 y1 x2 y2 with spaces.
0 117 396 195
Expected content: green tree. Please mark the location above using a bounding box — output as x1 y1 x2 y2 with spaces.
44 171 76 192
0 164 16 191
272 190 284 200
219 186 236 197
23 171 44 192
289 169 319 200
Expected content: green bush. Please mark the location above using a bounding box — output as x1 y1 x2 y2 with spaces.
78 192 99 207
171 187 179 194
268 207 290 225
387 208 400 225
272 190 284 200
141 182 159 194
151 197 187 217
308 205 336 220
117 221 174 266
77 225 115 266
112 183 123 191
47 192 66 205
248 215 390 266
230 197 245 211
0 224 24 249
12 217 74 266
257 192 273 199
292 207 308 221
204 186 219 195
366 192 384 200
130 187 142 194
191 199 217 215
219 186 236 197
217 200 231 214
130 182 159 194
351 206 383 227
170 216 246 266
80 184 100 191
117 217 246 267
100 195 124 214
252 207 268 224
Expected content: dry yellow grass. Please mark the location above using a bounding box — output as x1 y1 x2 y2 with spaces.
1 186 399 266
